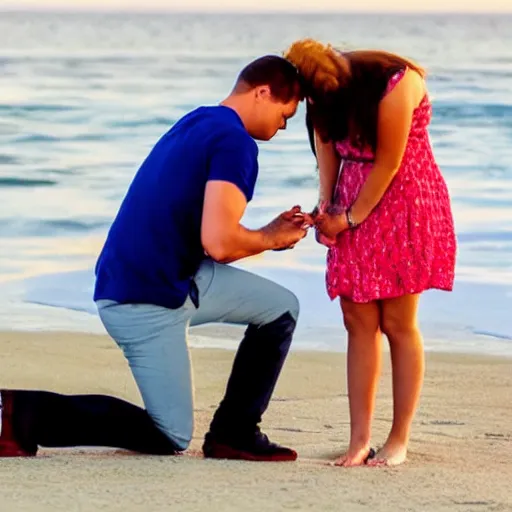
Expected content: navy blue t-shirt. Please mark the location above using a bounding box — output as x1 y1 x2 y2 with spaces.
93 106 259 309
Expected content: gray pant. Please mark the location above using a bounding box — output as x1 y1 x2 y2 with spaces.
96 259 299 450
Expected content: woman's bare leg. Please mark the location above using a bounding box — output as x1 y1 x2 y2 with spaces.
335 298 382 467
368 294 424 467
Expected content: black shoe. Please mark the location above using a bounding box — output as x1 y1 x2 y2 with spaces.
202 430 297 462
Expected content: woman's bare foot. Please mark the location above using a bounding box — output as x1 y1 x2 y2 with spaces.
334 444 373 467
366 440 407 467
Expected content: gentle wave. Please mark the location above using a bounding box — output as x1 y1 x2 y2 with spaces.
0 219 109 236
435 103 512 120
0 154 20 165
108 117 175 129
282 175 318 187
457 231 512 243
0 104 79 113
12 134 61 144
0 177 57 187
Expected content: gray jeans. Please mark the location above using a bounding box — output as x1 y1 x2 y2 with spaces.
96 259 299 450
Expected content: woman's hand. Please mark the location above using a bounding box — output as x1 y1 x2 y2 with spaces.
310 202 347 246
314 228 337 247
315 210 348 239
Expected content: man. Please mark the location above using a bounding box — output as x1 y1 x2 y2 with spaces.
1 55 310 461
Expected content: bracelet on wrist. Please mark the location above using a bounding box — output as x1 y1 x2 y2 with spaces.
346 208 358 229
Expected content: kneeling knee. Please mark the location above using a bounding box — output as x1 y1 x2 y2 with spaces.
173 436 192 451
163 428 192 452
155 417 194 452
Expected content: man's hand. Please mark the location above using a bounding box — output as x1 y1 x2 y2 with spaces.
263 206 311 251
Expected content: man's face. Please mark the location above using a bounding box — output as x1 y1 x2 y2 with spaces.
249 86 299 141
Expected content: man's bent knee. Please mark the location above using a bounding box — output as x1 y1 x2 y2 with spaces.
266 285 300 325
285 289 300 322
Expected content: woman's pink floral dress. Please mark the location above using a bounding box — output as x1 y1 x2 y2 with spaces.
326 69 457 303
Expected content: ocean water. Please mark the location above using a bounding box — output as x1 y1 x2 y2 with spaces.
0 12 511 354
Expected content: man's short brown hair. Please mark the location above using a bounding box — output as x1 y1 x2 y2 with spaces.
235 55 303 103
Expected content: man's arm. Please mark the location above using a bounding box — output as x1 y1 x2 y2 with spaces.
201 181 308 264
201 181 276 263
201 126 309 263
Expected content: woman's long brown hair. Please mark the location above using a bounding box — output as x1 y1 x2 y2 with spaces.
284 39 425 154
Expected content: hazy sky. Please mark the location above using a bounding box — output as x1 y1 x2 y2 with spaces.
1 0 511 12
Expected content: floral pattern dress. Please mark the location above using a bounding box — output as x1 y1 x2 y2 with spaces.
325 69 457 303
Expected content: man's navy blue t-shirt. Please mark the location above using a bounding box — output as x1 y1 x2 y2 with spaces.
93 106 259 309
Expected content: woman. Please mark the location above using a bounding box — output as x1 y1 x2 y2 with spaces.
284 39 457 467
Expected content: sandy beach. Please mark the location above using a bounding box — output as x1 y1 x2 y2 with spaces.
0 329 511 512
